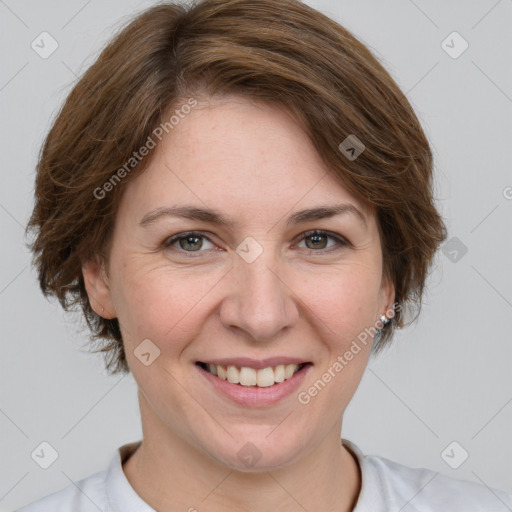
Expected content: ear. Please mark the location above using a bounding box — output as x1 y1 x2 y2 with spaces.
82 256 116 319
379 272 396 320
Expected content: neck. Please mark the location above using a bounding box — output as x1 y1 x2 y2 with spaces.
122 395 361 512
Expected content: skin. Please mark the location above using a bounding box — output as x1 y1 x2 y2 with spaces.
83 94 395 512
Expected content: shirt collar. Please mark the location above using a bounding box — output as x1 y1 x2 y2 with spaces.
105 440 155 511
343 438 386 511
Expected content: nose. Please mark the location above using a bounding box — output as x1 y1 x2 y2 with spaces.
219 246 299 341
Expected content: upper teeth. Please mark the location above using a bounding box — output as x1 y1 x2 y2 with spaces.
206 363 301 387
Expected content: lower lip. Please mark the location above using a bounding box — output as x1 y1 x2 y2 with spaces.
196 363 312 407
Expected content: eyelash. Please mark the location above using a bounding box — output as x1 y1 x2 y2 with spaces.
162 229 348 257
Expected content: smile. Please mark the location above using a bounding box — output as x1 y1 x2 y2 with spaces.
195 360 313 407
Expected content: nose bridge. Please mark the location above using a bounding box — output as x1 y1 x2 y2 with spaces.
220 238 298 340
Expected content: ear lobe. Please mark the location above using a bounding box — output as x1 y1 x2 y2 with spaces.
82 256 116 319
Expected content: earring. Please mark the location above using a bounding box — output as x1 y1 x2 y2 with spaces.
380 314 390 326
101 307 105 314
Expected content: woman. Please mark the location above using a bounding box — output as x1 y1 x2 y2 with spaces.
18 0 512 510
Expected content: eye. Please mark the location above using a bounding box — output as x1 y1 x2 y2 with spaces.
295 229 348 252
163 231 216 256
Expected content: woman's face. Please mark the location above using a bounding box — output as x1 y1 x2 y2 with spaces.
84 95 394 470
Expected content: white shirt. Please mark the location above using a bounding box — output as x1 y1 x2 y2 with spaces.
15 439 512 511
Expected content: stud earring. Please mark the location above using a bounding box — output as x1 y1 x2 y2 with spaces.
380 314 390 326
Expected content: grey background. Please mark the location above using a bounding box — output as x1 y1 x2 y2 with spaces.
1 0 511 510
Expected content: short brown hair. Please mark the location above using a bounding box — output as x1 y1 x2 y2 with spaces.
26 0 447 375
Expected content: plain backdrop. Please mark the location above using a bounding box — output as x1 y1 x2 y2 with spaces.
1 0 511 510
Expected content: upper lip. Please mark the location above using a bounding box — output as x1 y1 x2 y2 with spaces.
197 357 310 369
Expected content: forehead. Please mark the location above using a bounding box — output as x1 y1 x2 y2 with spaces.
117 94 373 226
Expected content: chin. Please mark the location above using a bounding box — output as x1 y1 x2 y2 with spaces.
200 426 305 473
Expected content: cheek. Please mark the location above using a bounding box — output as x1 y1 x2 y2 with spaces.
111 261 224 349
301 265 378 402
300 260 382 335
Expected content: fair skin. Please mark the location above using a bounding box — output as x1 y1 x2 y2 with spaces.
83 94 394 512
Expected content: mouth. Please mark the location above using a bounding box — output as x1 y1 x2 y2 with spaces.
195 361 312 388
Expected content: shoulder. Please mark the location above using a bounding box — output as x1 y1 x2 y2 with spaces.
343 439 512 512
14 469 107 512
368 453 512 511
14 441 143 512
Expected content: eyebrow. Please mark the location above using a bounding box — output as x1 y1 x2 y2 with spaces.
139 203 367 229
